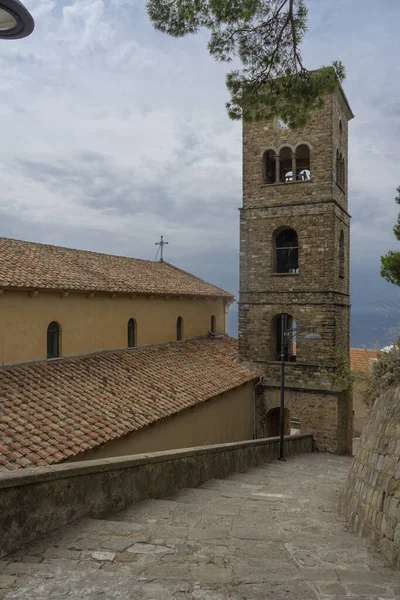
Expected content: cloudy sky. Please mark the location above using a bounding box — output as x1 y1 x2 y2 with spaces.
0 0 399 347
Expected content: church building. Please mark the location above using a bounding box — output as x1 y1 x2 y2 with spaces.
0 237 258 471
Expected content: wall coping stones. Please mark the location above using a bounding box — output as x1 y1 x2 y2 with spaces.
0 434 310 490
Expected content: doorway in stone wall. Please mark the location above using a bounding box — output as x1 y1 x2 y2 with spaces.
265 407 291 437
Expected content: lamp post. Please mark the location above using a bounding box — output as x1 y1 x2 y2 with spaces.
0 0 34 39
279 314 321 461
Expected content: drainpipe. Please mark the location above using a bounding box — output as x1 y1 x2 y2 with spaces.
253 375 264 439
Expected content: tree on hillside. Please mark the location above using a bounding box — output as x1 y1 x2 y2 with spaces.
147 0 345 127
381 186 400 287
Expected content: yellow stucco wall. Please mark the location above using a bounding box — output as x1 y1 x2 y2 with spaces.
69 381 255 463
0 291 227 365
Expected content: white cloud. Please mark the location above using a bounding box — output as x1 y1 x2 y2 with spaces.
0 0 399 343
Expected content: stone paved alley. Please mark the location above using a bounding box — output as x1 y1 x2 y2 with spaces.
1 453 399 599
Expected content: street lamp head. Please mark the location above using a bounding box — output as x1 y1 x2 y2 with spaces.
0 0 34 39
304 332 322 341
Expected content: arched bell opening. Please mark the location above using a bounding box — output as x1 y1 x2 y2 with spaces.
279 146 293 182
296 144 311 181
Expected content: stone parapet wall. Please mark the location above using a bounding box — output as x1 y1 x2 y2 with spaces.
0 434 313 559
342 385 400 566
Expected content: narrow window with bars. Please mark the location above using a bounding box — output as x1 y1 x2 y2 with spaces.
177 316 183 341
127 318 136 347
210 315 216 335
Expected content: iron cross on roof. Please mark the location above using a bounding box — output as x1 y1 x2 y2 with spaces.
155 235 169 262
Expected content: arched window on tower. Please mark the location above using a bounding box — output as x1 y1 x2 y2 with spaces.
339 231 345 278
339 119 343 141
296 144 311 180
263 150 276 184
210 315 216 335
275 228 299 274
336 149 340 184
279 147 293 182
271 313 296 362
47 321 60 359
127 318 136 348
177 316 183 341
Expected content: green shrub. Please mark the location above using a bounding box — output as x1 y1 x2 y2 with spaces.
367 339 400 403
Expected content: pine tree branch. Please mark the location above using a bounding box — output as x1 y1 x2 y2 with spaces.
288 0 304 71
147 0 345 125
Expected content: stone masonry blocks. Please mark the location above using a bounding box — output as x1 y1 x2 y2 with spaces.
342 385 400 566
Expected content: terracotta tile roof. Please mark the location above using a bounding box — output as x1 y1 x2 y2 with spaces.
0 337 257 471
0 238 233 299
350 348 380 373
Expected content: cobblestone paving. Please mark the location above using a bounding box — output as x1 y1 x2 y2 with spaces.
1 454 399 599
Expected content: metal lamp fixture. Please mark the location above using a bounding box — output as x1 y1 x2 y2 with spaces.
303 332 322 342
279 317 321 461
0 0 34 39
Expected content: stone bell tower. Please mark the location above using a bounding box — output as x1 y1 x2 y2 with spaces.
238 84 354 454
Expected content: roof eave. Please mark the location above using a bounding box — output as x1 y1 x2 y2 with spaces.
0 285 234 301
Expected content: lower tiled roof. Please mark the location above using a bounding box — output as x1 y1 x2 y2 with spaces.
0 337 257 471
293 343 380 375
350 348 380 373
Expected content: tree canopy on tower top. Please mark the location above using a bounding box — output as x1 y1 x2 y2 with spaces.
147 0 345 127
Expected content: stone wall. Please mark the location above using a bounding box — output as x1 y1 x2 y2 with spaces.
342 385 400 566
255 386 352 454
0 434 313 559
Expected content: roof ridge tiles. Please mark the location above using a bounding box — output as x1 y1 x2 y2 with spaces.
1 236 154 263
